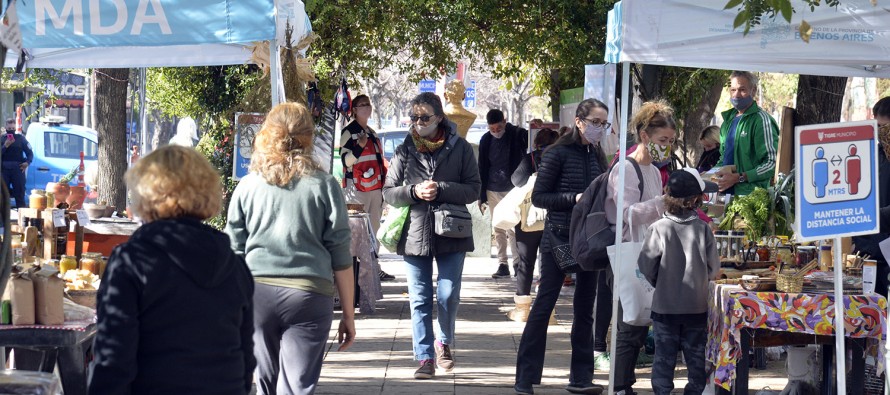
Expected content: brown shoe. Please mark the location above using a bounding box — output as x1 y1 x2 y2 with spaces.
435 341 454 372
414 359 435 379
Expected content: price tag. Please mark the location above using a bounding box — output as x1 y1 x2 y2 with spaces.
75 210 91 226
51 210 66 228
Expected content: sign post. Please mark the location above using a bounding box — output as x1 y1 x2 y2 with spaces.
464 80 476 109
795 120 879 395
233 113 265 181
418 79 436 93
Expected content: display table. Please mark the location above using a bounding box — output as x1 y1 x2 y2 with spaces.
348 214 382 314
67 218 140 257
0 321 97 395
708 282 886 393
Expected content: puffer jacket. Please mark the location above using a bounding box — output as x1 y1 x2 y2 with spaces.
532 139 607 252
382 126 481 256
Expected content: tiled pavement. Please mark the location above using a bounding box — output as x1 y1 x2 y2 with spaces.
308 252 789 395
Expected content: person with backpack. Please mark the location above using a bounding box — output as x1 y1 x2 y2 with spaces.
505 128 559 322
637 168 720 395
514 99 610 395
606 100 677 395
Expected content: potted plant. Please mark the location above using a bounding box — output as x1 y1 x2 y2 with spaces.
46 165 80 208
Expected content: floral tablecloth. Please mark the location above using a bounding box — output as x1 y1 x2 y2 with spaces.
707 282 886 390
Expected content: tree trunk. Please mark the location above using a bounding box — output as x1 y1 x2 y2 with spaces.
794 75 848 126
549 69 560 122
681 80 725 166
93 68 130 210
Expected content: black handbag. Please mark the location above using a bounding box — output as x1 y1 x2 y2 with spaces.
547 223 582 273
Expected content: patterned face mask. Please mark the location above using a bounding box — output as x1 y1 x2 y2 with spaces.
647 141 672 163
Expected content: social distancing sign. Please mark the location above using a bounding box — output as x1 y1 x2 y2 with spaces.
795 121 880 241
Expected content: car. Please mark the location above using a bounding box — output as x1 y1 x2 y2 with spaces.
376 128 409 161
24 116 98 199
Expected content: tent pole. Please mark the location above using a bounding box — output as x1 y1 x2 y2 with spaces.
608 61 631 395
139 68 147 156
270 39 280 107
833 236 847 394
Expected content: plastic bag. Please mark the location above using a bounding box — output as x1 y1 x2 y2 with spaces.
606 216 653 326
377 205 409 252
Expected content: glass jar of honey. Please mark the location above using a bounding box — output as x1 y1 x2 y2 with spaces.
29 189 47 210
80 252 103 276
59 255 78 275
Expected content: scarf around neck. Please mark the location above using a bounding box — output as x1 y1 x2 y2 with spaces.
412 129 446 153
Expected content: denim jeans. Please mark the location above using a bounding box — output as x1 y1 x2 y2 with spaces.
403 252 466 361
651 318 708 395
515 250 599 387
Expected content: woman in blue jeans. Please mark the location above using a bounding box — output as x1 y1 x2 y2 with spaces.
514 98 610 395
382 92 481 380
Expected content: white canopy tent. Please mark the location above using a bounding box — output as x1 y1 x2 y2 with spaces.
605 1 890 393
4 0 312 155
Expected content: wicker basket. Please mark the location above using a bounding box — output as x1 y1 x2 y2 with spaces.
66 290 97 309
776 273 803 293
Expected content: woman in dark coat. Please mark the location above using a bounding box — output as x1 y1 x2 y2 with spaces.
514 99 610 395
382 92 481 380
89 146 255 395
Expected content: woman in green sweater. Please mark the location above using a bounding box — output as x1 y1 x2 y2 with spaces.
226 102 356 395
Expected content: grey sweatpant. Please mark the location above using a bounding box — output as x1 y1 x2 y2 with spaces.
253 283 334 395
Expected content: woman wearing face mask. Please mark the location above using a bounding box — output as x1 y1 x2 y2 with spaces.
339 95 396 281
382 92 481 380
856 96 890 299
606 100 677 395
514 99 610 395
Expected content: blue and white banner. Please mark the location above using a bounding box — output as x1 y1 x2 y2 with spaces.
233 112 265 181
20 0 275 48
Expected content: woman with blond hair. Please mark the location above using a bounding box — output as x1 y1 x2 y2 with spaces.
226 102 355 395
606 100 677 395
89 146 255 395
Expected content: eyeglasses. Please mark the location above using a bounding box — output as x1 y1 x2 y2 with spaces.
410 114 435 123
584 119 611 129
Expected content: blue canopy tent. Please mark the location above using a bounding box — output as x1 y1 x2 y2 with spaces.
604 1 890 393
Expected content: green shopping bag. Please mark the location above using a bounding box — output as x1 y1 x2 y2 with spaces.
377 205 409 252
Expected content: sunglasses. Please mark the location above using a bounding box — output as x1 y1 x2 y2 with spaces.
410 115 435 123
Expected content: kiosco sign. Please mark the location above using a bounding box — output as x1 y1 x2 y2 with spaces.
795 120 880 241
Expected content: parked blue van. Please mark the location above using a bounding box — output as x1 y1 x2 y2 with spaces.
24 117 98 199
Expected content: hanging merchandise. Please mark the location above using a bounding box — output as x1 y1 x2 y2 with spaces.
307 81 324 120
333 77 352 120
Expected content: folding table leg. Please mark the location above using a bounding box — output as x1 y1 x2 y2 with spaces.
57 343 88 395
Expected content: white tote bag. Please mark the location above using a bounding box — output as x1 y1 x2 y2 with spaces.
491 177 533 231
606 214 655 326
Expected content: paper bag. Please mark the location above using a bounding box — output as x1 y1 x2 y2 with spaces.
33 265 64 325
9 265 35 325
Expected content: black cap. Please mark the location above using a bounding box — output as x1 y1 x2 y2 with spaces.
668 168 719 198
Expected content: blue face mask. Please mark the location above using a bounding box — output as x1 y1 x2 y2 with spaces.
730 96 754 112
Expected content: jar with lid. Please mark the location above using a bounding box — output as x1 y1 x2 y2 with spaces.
796 246 817 267
10 234 22 265
80 252 103 276
59 255 78 275
29 189 47 210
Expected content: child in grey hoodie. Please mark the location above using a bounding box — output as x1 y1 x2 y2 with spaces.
637 168 720 395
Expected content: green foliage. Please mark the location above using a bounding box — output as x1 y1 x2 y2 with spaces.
724 0 845 34
304 0 616 99
1 68 64 121
719 187 771 241
146 66 266 229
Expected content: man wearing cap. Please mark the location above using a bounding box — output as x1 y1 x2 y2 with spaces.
637 168 720 395
2 118 33 208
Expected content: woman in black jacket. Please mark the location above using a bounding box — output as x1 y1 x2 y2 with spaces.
514 99 610 395
506 128 559 322
89 146 255 395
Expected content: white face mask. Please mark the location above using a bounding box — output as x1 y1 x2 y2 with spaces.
354 106 372 120
582 124 606 144
491 130 505 139
415 121 438 137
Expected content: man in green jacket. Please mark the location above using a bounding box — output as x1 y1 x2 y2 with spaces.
716 71 780 196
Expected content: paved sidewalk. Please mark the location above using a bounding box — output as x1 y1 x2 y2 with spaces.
314 252 788 395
